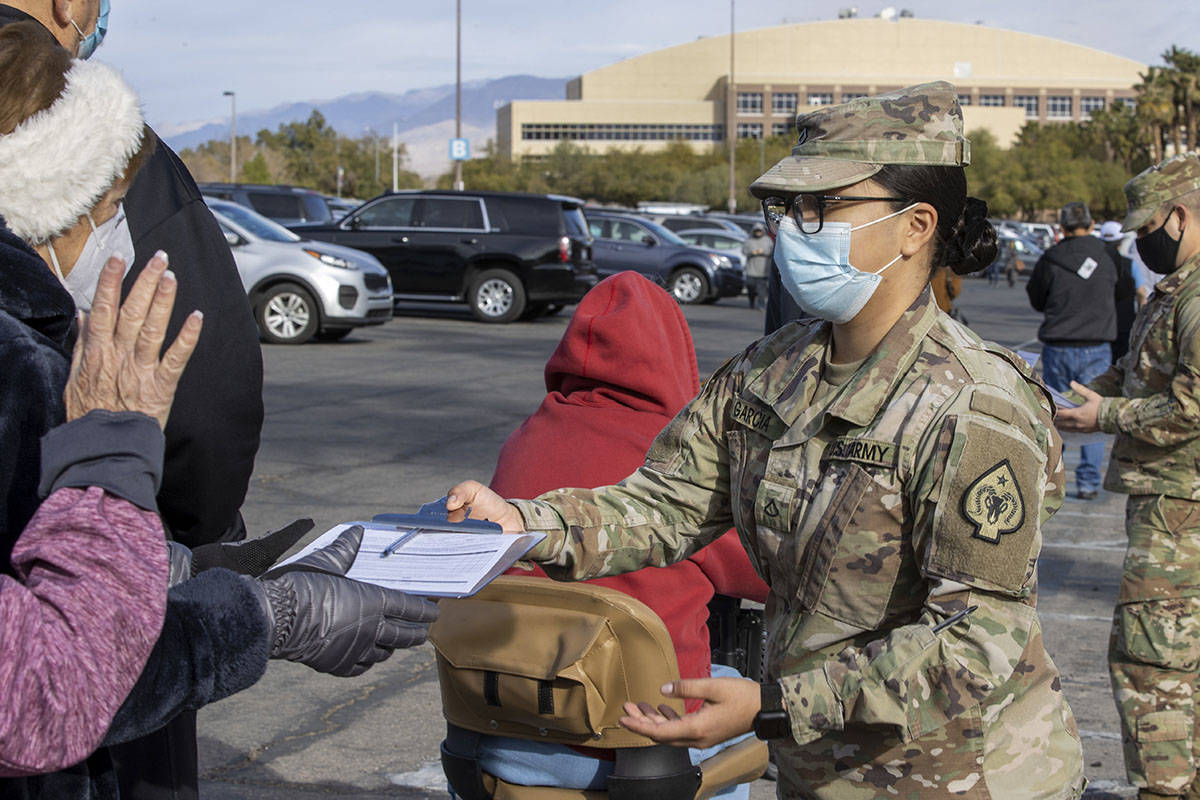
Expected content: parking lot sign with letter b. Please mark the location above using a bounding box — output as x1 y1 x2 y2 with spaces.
449 138 470 161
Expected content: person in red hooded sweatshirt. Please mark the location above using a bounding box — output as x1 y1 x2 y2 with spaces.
478 271 769 799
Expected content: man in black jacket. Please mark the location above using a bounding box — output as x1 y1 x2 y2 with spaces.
0 2 263 798
1027 201 1127 499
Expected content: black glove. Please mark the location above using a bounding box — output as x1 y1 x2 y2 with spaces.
256 525 439 677
190 519 315 578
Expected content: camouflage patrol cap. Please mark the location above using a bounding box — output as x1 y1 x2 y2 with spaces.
749 81 971 198
1122 152 1200 232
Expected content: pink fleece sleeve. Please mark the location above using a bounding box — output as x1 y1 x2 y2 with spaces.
0 487 168 776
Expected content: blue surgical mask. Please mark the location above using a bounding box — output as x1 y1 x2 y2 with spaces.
773 204 915 324
71 0 110 59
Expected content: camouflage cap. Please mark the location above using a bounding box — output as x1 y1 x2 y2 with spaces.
1122 152 1200 232
749 81 971 199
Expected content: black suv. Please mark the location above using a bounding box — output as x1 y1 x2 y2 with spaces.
584 210 743 304
198 183 334 226
291 191 597 323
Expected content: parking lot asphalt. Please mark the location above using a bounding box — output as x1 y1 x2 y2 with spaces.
198 279 1136 799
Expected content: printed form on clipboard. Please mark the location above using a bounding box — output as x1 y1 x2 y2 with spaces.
276 498 545 598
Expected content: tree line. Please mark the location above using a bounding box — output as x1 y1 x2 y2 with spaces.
178 110 421 198
178 46 1199 221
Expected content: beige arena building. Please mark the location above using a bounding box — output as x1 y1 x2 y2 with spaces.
497 17 1144 159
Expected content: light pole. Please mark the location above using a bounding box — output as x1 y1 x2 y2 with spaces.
454 0 464 191
727 0 736 213
223 90 237 183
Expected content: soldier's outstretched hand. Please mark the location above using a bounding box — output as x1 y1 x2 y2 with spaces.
445 480 524 532
1054 381 1101 433
619 677 761 749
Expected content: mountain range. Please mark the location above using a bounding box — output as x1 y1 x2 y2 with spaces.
161 75 568 178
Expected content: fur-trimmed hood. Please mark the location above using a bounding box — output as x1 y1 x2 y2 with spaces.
0 57 143 244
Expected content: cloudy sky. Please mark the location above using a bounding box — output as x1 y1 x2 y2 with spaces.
95 0 1193 131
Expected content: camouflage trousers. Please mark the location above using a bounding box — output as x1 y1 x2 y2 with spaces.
1110 495 1200 796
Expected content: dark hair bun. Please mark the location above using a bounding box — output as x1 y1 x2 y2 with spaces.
947 197 997 275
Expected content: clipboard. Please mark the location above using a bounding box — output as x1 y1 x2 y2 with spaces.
276 498 544 598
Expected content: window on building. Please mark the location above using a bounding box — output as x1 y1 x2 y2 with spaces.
979 94 1005 107
807 92 833 106
520 123 725 143
1081 96 1106 119
737 122 763 139
1013 95 1039 118
957 94 972 106
771 92 798 114
1047 96 1073 119
772 122 791 138
841 92 868 102
737 92 763 114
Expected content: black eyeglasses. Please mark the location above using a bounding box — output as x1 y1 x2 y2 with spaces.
761 194 907 235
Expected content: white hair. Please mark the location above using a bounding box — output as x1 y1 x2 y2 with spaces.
0 58 144 244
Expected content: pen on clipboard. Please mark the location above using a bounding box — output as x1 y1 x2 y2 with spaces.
380 527 423 558
931 605 978 633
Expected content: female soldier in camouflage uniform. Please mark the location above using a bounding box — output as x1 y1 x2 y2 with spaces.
447 82 1084 800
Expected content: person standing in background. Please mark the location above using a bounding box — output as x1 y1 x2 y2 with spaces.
741 224 772 310
1027 201 1126 499
1099 220 1140 360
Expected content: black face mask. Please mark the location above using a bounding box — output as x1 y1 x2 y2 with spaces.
1137 213 1183 275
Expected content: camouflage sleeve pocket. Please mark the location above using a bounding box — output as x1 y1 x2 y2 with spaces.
925 414 1046 594
1117 597 1200 671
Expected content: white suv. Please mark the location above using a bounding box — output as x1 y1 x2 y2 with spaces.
206 198 393 344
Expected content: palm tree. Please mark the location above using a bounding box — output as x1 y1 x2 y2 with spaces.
1135 67 1173 161
1163 46 1200 150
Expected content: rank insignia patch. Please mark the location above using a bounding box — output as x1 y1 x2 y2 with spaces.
960 459 1025 544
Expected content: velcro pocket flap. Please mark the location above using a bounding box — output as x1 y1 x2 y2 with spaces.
1137 710 1189 743
430 576 683 747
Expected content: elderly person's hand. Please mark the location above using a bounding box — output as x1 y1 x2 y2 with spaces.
64 252 203 429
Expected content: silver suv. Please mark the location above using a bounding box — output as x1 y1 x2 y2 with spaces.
206 198 393 344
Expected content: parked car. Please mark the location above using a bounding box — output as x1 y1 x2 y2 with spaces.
199 183 334 226
584 210 744 304
674 228 748 269
995 227 1045 272
1020 222 1059 251
644 212 747 236
325 196 362 221
290 190 598 323
704 212 767 235
205 198 393 344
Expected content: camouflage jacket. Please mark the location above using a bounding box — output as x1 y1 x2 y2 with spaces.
1088 251 1200 498
515 290 1083 799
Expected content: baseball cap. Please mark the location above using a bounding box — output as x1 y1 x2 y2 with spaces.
1122 152 1200 232
1098 220 1123 241
749 81 971 198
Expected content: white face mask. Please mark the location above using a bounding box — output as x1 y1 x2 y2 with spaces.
47 204 136 311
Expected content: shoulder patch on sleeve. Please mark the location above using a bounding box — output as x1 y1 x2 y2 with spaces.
926 414 1046 593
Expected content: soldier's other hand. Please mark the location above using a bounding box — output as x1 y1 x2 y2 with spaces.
619 677 760 749
1055 381 1101 433
445 481 524 532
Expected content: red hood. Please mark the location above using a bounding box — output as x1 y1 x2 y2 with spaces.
490 271 767 699
544 271 700 422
